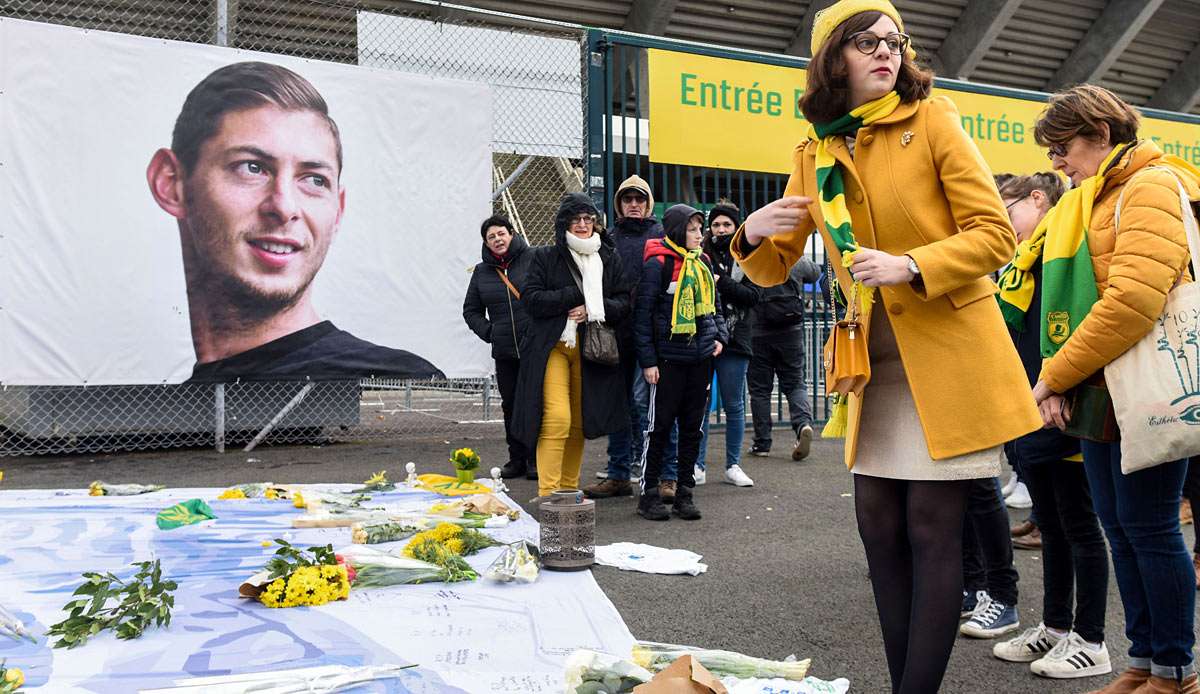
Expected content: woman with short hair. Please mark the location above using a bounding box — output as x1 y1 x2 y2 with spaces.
1031 84 1199 694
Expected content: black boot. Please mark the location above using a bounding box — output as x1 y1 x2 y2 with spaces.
524 460 538 481
499 460 526 479
672 486 701 520
637 488 670 521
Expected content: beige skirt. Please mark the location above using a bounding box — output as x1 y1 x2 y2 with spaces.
851 308 1002 481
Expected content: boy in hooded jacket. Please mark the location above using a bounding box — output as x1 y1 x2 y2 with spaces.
634 204 728 521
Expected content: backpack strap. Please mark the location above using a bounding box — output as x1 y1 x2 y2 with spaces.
495 268 521 300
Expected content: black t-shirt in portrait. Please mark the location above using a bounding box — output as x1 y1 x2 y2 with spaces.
187 321 444 383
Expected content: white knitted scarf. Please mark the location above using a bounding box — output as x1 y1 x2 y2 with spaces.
560 231 605 347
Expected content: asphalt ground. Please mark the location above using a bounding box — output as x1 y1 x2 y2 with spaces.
3 427 1197 693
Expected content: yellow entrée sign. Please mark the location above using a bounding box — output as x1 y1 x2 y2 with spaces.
647 48 1200 176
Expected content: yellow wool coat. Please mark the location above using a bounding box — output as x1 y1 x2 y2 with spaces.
733 96 1043 467
1040 140 1199 393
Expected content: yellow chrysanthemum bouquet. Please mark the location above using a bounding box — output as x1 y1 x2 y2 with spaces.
254 540 350 609
402 522 499 582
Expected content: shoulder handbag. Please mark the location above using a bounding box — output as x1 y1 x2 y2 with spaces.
1104 167 1200 473
565 260 620 366
822 258 871 396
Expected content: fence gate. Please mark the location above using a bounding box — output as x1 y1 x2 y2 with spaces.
583 29 832 427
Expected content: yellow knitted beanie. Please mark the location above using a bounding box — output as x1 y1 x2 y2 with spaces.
810 0 916 59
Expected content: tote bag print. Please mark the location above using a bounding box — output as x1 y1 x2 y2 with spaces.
1106 169 1200 472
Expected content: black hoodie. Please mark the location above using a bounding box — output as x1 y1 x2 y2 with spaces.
462 233 534 361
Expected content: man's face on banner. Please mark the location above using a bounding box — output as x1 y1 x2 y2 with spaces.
182 105 344 314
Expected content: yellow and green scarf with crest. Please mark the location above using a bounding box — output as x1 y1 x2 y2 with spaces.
663 236 716 336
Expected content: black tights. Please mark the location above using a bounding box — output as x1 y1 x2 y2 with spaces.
855 474 970 694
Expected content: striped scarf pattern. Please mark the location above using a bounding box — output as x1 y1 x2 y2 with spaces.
996 225 1047 331
663 236 716 336
1036 146 1124 356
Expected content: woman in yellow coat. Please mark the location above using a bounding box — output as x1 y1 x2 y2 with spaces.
1030 85 1198 694
731 1 1041 691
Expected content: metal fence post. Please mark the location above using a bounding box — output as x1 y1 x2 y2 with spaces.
214 383 225 453
482 375 493 420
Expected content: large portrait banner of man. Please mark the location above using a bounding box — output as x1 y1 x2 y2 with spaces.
0 18 493 385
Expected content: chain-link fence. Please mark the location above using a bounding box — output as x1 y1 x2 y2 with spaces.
0 0 587 456
0 1 822 457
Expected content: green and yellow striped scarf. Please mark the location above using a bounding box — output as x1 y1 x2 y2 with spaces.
663 236 716 336
811 92 898 440
996 223 1047 331
811 91 900 274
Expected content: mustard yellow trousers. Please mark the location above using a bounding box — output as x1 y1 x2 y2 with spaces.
536 341 584 497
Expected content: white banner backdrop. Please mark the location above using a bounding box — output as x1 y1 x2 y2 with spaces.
0 18 493 385
357 11 582 158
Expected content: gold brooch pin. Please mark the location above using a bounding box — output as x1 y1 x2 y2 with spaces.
901 130 914 147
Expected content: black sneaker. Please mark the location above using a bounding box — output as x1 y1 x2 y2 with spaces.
637 489 670 521
749 444 770 457
672 488 701 521
499 460 526 479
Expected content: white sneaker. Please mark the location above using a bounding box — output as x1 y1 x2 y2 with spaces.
1006 482 1033 509
993 623 1062 663
723 464 754 487
694 466 706 485
1029 632 1112 679
1001 474 1019 497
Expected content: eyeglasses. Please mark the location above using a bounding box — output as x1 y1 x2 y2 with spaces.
569 215 595 226
1046 142 1069 160
846 32 910 56
1004 195 1028 212
620 194 647 203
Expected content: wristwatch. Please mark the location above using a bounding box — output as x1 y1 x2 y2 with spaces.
905 255 921 278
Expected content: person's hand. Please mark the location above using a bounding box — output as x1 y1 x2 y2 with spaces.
848 249 915 287
744 196 813 246
712 341 724 357
643 367 659 385
1032 380 1055 405
1039 393 1071 430
567 305 587 322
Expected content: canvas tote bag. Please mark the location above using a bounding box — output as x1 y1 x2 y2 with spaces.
1106 167 1200 474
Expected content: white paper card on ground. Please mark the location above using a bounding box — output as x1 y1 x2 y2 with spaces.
1106 168 1200 473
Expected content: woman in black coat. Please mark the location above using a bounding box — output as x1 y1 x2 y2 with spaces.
462 214 536 480
512 193 631 500
698 203 760 488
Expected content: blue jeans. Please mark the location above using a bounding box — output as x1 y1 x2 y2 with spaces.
1081 440 1194 679
698 354 749 471
607 361 677 481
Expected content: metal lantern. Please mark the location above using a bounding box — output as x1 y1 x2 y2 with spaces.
538 490 595 571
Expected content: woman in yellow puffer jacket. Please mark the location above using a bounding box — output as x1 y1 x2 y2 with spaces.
1032 85 1198 694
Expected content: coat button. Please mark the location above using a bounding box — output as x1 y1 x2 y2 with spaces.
853 190 864 204
888 303 904 315
861 134 875 146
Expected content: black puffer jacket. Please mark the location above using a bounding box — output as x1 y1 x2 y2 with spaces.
511 193 632 449
612 216 665 351
462 234 533 361
634 205 728 368
705 234 760 358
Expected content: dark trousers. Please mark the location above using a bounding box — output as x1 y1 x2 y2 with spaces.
962 477 1019 605
641 359 712 493
748 329 813 449
495 358 532 467
1082 441 1193 676
1186 458 1200 554
1023 460 1109 643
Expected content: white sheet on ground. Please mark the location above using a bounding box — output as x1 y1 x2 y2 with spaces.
593 542 708 576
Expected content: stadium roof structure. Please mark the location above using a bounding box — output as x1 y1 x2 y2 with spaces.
455 0 1200 115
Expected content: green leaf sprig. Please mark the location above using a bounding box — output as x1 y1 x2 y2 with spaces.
45 559 177 649
264 539 337 580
